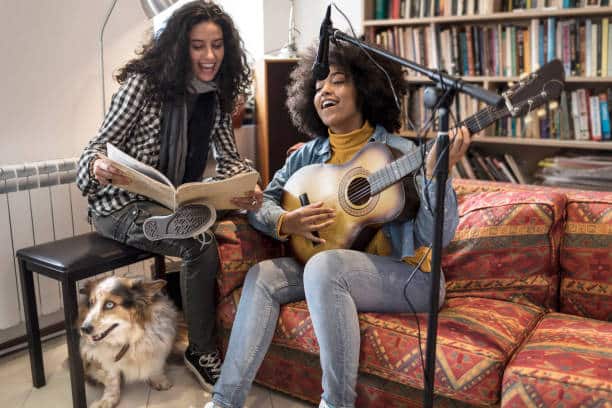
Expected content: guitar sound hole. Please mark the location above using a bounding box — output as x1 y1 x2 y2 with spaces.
347 177 371 206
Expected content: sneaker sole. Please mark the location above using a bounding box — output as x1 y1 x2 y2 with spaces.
184 354 215 392
143 204 216 241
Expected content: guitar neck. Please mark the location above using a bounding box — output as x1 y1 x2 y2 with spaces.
368 102 510 195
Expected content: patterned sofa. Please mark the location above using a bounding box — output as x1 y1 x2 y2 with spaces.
212 179 612 407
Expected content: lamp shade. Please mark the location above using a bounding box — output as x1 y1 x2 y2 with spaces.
140 0 180 18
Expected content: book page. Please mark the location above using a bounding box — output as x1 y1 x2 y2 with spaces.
106 143 176 210
107 143 173 186
176 171 259 210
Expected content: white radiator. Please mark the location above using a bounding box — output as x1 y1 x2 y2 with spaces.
0 159 151 334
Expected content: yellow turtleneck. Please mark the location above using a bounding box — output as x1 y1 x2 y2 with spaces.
325 122 432 272
327 121 374 165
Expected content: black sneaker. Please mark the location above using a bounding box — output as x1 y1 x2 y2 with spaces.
184 345 222 391
143 204 216 241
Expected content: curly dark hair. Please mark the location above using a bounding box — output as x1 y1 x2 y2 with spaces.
116 1 251 113
286 40 407 137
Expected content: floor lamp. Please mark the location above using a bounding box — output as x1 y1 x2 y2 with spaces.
99 0 179 119
277 0 299 58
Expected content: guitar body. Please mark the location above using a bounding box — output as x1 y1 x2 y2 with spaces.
281 143 405 264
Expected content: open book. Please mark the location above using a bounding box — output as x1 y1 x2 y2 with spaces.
106 143 259 211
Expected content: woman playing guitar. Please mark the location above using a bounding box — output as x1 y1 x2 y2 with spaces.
208 41 471 408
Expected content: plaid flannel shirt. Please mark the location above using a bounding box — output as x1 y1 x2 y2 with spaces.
76 74 254 217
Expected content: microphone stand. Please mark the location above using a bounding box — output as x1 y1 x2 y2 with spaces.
329 28 502 408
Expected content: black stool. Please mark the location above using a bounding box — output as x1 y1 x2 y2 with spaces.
17 232 165 408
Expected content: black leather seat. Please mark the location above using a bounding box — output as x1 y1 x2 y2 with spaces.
17 232 165 408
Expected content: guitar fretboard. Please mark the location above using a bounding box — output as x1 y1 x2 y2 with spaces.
368 103 510 195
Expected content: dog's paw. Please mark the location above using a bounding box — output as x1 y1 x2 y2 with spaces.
90 399 117 408
148 376 173 391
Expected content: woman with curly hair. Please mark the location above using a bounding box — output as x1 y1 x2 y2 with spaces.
207 41 470 408
76 1 261 390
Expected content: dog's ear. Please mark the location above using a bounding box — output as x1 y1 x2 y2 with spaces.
78 279 95 296
130 278 166 296
143 279 167 296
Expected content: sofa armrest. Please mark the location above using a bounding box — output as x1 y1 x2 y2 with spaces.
214 214 285 298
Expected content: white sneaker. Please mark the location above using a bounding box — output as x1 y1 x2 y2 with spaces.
204 401 241 408
143 203 216 241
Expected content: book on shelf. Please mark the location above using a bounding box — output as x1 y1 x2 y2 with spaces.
504 153 529 184
106 143 259 211
589 94 603 140
600 93 612 140
453 151 528 184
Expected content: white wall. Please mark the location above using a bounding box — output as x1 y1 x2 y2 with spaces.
0 0 148 165
0 0 363 167
294 0 363 53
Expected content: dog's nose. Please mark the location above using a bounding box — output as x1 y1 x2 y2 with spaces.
81 324 93 335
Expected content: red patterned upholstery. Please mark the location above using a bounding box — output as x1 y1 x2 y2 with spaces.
502 313 612 407
219 291 543 406
214 215 284 298
560 191 612 321
213 180 612 407
443 187 566 309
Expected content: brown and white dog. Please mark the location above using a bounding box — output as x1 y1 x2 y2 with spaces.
78 276 180 408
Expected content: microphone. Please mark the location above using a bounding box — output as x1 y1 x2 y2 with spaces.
313 5 332 81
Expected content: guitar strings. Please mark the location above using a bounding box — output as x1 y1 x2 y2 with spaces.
345 102 504 204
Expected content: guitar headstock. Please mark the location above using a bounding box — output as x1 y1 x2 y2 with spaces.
503 59 565 117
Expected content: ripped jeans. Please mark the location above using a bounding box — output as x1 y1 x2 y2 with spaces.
93 200 219 353
212 249 445 408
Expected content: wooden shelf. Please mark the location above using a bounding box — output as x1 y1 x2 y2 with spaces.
471 136 612 150
400 131 612 150
364 6 612 27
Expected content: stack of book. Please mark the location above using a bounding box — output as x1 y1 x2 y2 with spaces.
534 154 612 190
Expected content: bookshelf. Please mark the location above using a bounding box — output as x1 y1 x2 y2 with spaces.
362 1 612 189
254 58 309 185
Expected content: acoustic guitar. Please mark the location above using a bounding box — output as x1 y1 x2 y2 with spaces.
281 60 565 264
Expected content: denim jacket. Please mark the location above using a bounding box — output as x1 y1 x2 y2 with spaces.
248 125 459 261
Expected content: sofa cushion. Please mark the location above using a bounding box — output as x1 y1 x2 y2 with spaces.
560 191 612 321
214 215 284 298
443 186 566 310
218 293 543 406
502 312 612 407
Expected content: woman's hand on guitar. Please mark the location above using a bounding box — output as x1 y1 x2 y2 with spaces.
425 126 471 178
280 202 335 244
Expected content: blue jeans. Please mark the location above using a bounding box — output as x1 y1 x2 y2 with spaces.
93 201 220 353
213 249 445 408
